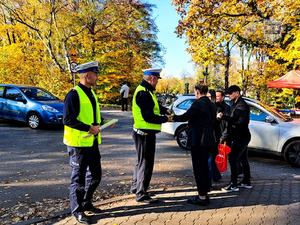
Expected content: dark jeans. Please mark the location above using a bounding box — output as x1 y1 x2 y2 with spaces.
121 98 128 111
68 139 102 213
191 146 210 196
228 136 251 186
131 131 156 199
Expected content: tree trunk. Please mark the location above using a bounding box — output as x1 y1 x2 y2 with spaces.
224 41 230 90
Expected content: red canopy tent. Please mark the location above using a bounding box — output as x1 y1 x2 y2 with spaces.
267 70 300 89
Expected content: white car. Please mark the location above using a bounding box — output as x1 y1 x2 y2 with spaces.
161 95 300 167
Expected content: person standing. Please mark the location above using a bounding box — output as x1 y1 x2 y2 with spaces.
120 82 130 111
173 84 216 206
63 61 102 224
207 89 216 103
207 89 222 185
131 68 171 203
215 90 230 144
217 85 252 192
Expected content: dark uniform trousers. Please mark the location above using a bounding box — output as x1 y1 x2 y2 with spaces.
131 131 156 200
191 146 210 196
229 135 251 186
68 139 102 213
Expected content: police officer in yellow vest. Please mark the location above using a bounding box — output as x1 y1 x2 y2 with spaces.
63 61 102 224
131 68 172 203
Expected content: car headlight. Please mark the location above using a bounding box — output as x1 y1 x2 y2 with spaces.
42 105 59 113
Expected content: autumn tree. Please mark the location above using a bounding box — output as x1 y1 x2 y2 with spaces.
173 0 300 96
0 0 163 102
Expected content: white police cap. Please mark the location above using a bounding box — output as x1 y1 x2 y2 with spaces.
75 61 99 74
142 68 162 78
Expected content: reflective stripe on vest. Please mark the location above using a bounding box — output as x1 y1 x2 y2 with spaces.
63 86 101 147
132 85 161 131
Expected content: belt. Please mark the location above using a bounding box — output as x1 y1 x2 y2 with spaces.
133 128 148 136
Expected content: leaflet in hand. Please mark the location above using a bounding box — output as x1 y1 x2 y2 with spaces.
100 118 118 130
83 119 118 138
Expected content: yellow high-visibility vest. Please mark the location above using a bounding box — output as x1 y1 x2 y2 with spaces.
63 86 101 147
132 85 161 131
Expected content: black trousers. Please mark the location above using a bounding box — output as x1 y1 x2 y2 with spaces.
121 98 128 111
228 136 251 186
68 139 102 213
191 146 210 196
131 131 156 200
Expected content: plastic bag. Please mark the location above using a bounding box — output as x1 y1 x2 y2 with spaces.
215 143 231 173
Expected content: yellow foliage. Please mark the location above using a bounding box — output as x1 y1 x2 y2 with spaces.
0 0 162 103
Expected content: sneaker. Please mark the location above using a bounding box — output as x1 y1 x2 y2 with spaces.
73 212 91 225
187 196 209 206
83 203 102 214
222 183 239 192
130 188 137 194
136 195 159 204
238 182 253 189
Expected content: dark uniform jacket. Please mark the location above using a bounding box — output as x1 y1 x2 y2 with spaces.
223 96 251 140
173 96 216 148
136 80 169 134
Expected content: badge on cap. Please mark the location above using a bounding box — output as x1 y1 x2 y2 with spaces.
75 61 99 74
143 68 162 78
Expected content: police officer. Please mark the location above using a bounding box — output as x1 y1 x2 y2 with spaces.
217 85 252 192
131 68 171 203
63 61 102 224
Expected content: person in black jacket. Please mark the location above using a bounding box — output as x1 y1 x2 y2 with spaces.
217 85 252 192
207 89 222 185
173 84 216 206
215 90 230 144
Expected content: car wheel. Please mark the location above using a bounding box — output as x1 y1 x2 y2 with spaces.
27 112 41 129
176 126 191 150
284 140 300 167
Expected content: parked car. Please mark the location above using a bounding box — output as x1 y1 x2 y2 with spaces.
276 108 296 117
161 95 300 167
156 93 178 107
0 84 63 129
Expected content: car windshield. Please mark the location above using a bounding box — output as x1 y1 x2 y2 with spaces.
20 87 58 101
256 101 292 122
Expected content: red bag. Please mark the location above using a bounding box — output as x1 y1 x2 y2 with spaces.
215 143 231 173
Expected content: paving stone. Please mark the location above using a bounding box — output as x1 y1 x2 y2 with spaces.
51 178 299 225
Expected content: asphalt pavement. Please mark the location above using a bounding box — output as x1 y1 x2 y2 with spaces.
0 111 299 225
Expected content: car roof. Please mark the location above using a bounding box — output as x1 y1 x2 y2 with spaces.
175 94 258 104
0 84 39 89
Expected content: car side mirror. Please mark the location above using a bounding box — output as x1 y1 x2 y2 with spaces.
265 116 275 123
15 97 27 104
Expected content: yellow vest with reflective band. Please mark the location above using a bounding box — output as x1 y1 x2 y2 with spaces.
132 85 161 131
63 86 101 147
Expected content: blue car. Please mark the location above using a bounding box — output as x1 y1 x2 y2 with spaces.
0 84 64 129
